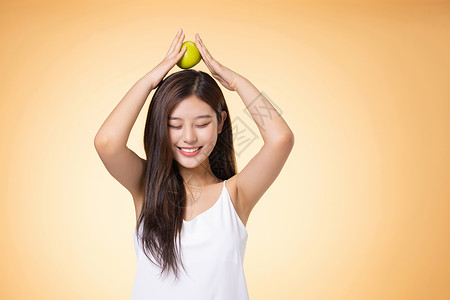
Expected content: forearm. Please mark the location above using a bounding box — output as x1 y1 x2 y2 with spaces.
235 76 294 144
94 70 157 149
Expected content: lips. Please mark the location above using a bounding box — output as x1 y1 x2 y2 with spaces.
177 146 203 150
177 146 203 156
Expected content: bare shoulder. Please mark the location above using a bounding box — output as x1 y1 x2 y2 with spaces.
224 175 249 227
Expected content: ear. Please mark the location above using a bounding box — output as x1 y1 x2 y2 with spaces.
218 110 227 134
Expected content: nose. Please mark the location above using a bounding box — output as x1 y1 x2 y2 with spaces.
182 125 198 144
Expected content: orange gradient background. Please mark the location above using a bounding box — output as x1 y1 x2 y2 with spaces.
1 1 449 299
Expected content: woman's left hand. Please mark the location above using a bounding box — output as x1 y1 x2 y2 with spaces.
195 33 244 92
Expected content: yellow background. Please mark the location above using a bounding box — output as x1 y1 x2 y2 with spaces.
1 0 449 299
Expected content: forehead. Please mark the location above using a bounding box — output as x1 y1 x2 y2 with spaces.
169 96 214 120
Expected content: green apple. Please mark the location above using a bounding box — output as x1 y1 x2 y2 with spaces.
177 41 201 69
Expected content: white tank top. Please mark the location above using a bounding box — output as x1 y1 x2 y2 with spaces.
131 179 249 299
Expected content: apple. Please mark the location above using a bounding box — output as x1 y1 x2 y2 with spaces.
177 41 201 69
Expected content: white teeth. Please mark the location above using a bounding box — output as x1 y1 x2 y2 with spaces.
181 147 200 153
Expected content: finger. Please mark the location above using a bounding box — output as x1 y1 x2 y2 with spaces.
167 29 184 55
195 34 207 59
178 45 187 58
195 34 212 67
168 30 184 54
172 46 187 66
195 38 213 71
194 35 205 59
196 36 217 73
171 32 185 57
196 35 217 72
196 34 214 62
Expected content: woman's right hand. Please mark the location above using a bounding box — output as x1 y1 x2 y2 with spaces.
149 28 187 87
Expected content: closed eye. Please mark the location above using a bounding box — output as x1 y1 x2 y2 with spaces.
168 123 210 129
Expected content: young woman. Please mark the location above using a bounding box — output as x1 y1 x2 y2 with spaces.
94 28 294 299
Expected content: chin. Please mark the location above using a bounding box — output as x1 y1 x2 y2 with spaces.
174 153 205 167
177 160 205 170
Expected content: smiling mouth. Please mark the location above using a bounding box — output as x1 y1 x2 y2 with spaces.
177 146 203 152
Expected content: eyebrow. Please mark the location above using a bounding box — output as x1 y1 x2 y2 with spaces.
168 114 213 120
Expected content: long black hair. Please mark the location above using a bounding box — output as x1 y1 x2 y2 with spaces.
138 69 237 280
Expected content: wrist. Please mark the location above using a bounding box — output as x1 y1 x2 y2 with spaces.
139 73 156 91
234 75 248 93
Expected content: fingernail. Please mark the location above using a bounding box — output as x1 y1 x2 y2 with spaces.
178 28 181 33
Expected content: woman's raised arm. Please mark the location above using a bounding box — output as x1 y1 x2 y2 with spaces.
94 28 187 149
94 28 188 203
194 33 295 220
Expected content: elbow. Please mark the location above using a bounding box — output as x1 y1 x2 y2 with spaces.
94 133 126 156
278 132 295 154
280 131 295 147
267 132 295 150
284 134 295 151
94 133 111 152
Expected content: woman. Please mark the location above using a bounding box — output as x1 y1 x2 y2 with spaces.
94 28 295 299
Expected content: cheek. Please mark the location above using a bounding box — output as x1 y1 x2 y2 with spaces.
168 131 179 145
203 126 218 141
201 129 219 149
